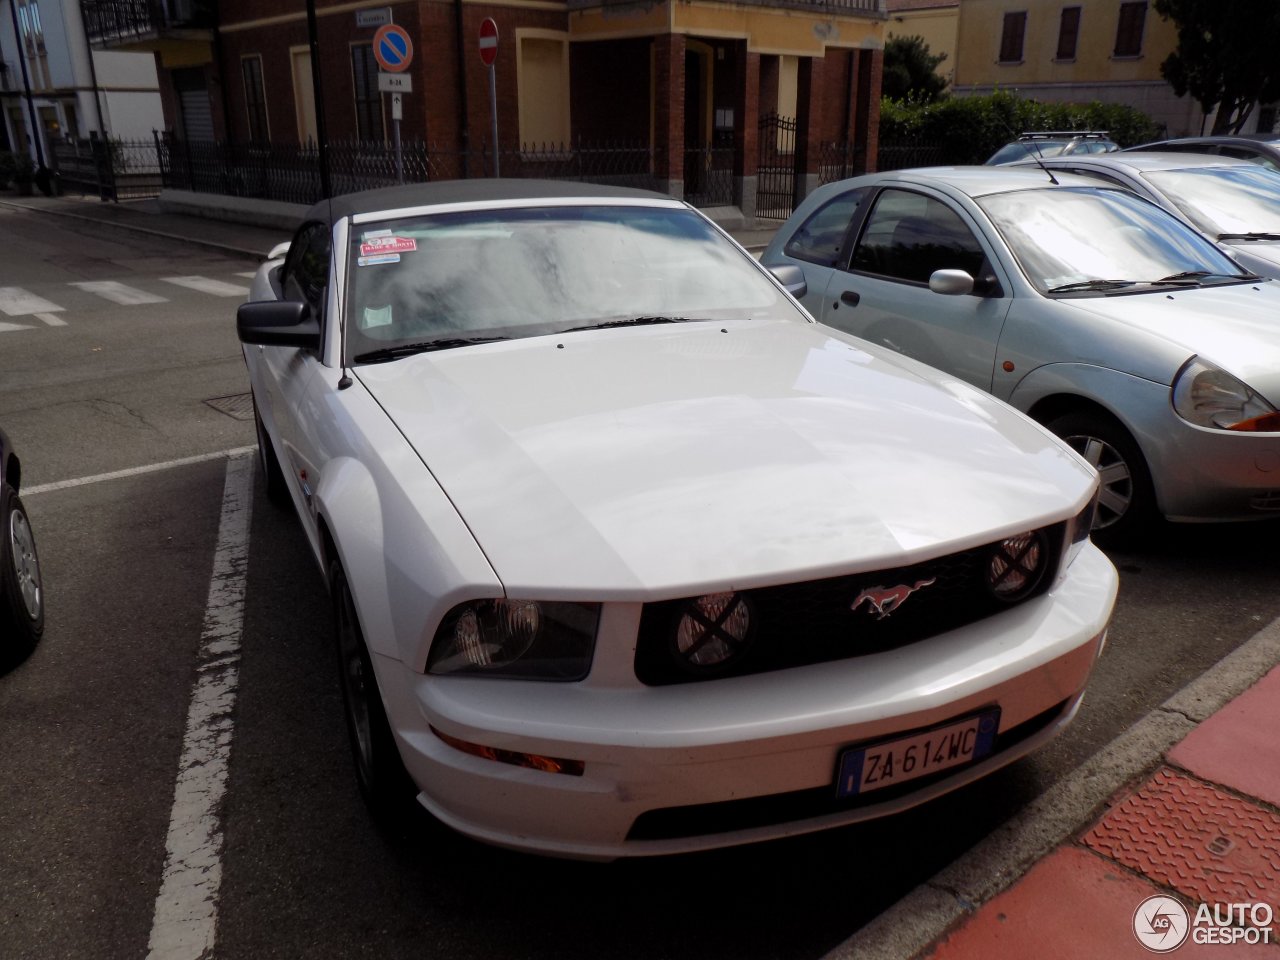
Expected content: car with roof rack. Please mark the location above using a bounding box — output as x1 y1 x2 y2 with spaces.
987 131 1119 165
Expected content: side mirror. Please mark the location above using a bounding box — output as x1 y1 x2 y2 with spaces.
929 269 976 296
237 300 321 349
769 263 808 299
267 241 291 261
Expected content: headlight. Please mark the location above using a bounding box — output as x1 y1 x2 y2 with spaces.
1172 358 1280 431
427 599 600 680
1060 488 1099 576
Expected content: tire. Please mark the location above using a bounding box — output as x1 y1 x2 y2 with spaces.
0 485 44 669
1047 411 1157 548
252 396 290 507
330 560 417 822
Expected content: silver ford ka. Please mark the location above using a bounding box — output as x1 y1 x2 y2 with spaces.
763 167 1280 544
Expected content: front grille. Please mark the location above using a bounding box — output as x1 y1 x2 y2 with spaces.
625 697 1070 842
1251 491 1280 512
634 524 1064 686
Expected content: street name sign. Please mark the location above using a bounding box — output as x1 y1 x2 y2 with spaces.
356 8 391 28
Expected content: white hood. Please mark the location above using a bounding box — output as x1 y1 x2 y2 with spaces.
355 320 1096 598
1063 281 1280 397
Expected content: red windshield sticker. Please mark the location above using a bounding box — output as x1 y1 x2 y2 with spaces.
359 236 417 257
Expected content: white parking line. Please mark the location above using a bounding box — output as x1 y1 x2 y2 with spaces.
23 447 257 496
147 453 254 960
0 321 35 333
70 280 169 306
0 286 63 316
35 312 67 327
161 276 251 298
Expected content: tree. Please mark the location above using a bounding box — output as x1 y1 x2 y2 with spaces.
882 35 948 104
1154 0 1280 133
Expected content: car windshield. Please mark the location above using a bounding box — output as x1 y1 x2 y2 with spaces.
1142 165 1280 237
344 204 801 360
977 186 1248 294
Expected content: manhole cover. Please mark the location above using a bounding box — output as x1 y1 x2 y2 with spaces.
205 393 254 421
1084 767 1280 926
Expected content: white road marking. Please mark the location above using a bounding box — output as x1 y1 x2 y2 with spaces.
23 447 257 496
147 453 254 960
161 276 251 298
0 286 63 316
0 321 35 333
234 272 256 279
70 280 169 306
35 312 67 327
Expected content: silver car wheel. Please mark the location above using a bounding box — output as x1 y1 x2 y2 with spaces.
1068 435 1132 529
9 504 41 620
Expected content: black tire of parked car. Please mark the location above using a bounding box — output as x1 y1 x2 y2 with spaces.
330 559 417 823
253 396 291 507
1 485 44 669
1047 410 1156 548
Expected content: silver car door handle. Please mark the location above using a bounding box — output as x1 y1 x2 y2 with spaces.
839 290 861 308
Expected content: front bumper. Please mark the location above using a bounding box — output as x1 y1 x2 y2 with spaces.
377 544 1117 859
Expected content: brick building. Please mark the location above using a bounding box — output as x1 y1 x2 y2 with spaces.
81 0 887 219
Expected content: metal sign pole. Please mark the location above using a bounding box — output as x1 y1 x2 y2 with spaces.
488 64 499 177
392 94 404 183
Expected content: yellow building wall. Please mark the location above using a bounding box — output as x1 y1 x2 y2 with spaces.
954 0 1176 88
887 6 958 87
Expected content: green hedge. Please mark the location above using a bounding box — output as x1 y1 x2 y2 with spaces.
880 90 1163 165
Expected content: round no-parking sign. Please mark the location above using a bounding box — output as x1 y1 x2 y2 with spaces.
373 24 414 73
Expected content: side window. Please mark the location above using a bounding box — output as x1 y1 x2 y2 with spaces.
283 223 331 310
850 190 988 284
783 188 870 266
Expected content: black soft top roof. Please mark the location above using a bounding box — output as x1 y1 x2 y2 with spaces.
304 179 672 225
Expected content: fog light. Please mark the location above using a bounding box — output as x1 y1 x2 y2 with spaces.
431 726 584 776
673 591 753 669
988 531 1047 601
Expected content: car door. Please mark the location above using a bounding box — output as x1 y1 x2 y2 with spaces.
817 187 1012 391
773 186 872 317
256 220 329 508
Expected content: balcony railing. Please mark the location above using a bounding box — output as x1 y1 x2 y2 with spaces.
81 0 215 46
566 0 882 13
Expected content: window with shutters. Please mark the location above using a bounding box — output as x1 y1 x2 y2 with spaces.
999 11 1027 64
351 44 385 142
1114 2 1147 58
241 56 269 142
1056 6 1081 61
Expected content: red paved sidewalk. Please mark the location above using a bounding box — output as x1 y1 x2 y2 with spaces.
920 667 1280 958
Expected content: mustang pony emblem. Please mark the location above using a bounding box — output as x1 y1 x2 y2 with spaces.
850 578 936 620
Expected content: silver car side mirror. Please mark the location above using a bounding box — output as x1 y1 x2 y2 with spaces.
929 269 976 296
769 263 808 299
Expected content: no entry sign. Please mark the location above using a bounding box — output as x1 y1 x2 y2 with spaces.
479 18 498 67
373 24 413 73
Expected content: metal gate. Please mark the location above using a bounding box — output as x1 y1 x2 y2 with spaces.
757 113 796 219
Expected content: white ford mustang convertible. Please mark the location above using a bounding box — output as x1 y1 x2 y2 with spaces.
238 180 1117 860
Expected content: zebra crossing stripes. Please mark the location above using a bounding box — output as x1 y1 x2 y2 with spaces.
0 287 63 317
70 280 169 306
161 276 250 297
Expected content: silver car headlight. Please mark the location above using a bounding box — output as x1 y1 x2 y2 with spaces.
1172 358 1280 432
427 599 600 680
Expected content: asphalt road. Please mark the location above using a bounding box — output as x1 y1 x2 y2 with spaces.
2 202 1278 960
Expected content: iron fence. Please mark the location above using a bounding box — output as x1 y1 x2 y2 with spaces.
50 135 163 200
683 145 734 208
757 113 797 219
818 141 864 184
875 137 947 172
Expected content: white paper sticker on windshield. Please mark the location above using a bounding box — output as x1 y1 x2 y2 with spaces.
362 304 394 328
357 253 401 266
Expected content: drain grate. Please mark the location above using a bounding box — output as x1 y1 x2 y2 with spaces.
205 393 255 422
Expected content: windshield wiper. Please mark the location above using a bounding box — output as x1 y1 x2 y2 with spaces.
561 316 703 332
1152 271 1212 284
1218 232 1280 241
1046 279 1136 293
353 335 509 363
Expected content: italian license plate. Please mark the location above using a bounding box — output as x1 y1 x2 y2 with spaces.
836 708 1001 798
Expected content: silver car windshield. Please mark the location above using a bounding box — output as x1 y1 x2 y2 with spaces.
978 187 1246 294
1143 165 1280 237
345 205 801 358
